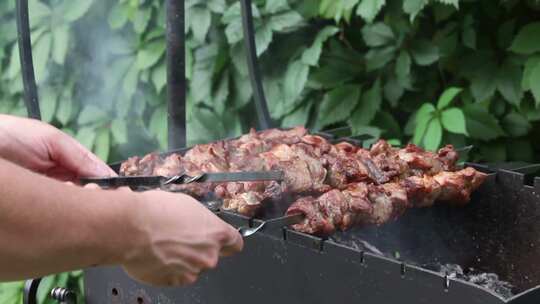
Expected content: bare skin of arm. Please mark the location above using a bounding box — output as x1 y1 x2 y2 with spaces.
0 115 243 286
0 158 243 286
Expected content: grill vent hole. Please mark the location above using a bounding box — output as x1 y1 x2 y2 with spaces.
137 297 144 304
111 288 118 296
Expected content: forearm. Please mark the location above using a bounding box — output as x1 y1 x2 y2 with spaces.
0 157 140 281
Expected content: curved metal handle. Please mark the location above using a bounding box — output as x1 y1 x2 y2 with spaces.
240 0 273 130
15 0 41 120
237 222 266 238
23 278 42 304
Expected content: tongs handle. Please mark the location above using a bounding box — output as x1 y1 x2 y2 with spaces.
236 213 305 238
80 171 284 188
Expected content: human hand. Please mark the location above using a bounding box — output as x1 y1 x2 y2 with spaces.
0 114 115 181
121 190 243 286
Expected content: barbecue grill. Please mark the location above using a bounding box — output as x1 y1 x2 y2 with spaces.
14 0 540 303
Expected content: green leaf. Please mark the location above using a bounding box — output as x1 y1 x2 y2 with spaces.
94 128 110 161
133 8 152 34
136 40 166 70
151 63 167 93
462 27 476 49
37 275 56 304
75 127 97 151
207 0 226 13
56 98 73 125
319 0 360 23
497 19 516 50
123 60 139 99
423 118 442 151
318 85 361 128
410 39 439 66
269 11 304 32
302 26 339 66
496 61 523 107
62 0 93 22
255 24 274 56
509 22 540 55
412 103 436 144
470 64 497 102
437 0 459 8
463 104 505 141
437 87 462 110
52 25 69 65
282 102 313 128
383 76 404 107
109 3 129 29
149 105 167 149
356 0 385 23
283 60 310 105
403 0 429 22
0 281 24 303
265 0 289 14
190 7 212 42
529 62 540 108
365 46 395 71
39 86 58 123
441 107 467 135
78 105 108 125
373 111 401 138
7 44 21 79
522 55 540 91
111 120 128 144
28 0 51 24
33 31 52 83
395 50 411 79
361 22 394 47
350 79 381 127
502 112 530 137
187 107 225 145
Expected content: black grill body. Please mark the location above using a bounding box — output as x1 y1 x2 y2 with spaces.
83 163 540 304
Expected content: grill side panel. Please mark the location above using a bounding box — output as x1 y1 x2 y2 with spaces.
84 232 504 304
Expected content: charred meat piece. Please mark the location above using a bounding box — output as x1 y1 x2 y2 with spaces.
287 181 408 236
120 153 161 176
287 168 486 236
433 167 487 205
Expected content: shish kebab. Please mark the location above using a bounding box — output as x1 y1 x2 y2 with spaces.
119 127 486 236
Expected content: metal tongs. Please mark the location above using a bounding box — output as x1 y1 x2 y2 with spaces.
80 170 299 238
236 213 305 238
80 170 284 188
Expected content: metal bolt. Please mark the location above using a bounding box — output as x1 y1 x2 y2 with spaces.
50 287 77 304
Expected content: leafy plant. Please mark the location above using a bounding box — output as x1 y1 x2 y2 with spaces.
0 0 540 302
411 87 467 150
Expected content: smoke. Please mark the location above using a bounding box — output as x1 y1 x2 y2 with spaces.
65 1 161 160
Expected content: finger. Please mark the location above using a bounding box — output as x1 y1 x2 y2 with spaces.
219 228 244 257
179 272 199 285
48 131 117 178
83 183 101 190
45 167 77 182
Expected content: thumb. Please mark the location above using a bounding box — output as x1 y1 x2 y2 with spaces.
48 131 117 178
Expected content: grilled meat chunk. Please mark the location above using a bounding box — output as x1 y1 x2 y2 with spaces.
287 168 487 236
118 127 485 229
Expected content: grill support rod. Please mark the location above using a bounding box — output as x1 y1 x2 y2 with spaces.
16 0 41 120
240 0 273 130
166 0 186 149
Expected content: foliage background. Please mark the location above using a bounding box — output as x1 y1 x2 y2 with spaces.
1 0 539 302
